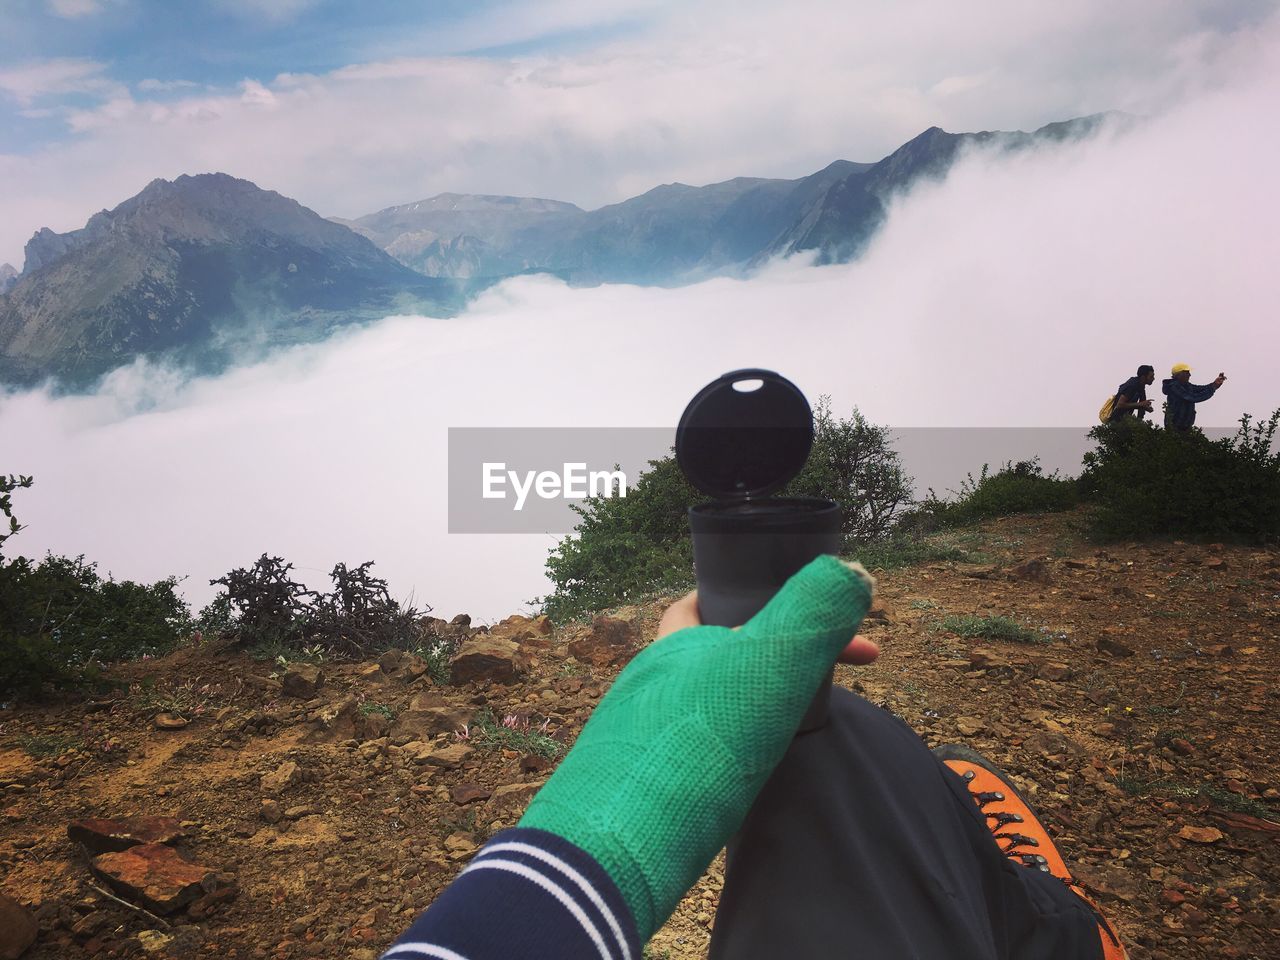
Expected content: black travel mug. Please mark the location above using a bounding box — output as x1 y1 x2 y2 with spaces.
676 370 844 733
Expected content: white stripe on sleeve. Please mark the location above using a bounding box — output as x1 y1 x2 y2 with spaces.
462 858 614 960
476 841 632 960
381 943 473 960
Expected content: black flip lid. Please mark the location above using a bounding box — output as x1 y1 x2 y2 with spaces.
675 368 814 500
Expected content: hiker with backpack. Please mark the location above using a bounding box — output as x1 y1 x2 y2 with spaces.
1100 365 1155 424
379 558 1127 960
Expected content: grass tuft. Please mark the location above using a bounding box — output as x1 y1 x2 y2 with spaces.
935 614 1042 644
458 708 563 761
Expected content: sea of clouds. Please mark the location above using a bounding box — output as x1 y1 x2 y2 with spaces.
2 41 1277 620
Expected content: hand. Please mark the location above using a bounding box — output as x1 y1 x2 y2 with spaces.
658 590 880 665
520 556 873 938
1215 373 1227 386
1141 400 1154 411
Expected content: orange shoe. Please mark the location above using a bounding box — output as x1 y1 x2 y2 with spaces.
934 744 1128 960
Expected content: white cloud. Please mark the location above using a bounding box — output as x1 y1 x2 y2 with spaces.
2 65 1276 619
0 58 120 107
2 1 1275 265
47 0 103 18
136 78 202 93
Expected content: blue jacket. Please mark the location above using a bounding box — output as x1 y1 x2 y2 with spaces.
1162 378 1218 430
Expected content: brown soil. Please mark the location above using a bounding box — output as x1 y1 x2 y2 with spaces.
2 510 1277 960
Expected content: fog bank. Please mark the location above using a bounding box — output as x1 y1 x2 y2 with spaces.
2 64 1276 620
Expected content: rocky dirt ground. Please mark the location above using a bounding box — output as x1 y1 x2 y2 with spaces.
1 509 1277 960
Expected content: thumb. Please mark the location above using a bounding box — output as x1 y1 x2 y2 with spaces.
739 555 875 664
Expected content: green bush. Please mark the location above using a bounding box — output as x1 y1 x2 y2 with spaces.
0 554 192 699
0 474 33 556
540 457 698 623
784 400 914 545
910 459 1079 530
1081 412 1280 543
539 404 912 623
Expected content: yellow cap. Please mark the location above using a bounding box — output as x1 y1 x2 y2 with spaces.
1171 363 1191 375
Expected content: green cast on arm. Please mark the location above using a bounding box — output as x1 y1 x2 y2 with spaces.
520 554 874 938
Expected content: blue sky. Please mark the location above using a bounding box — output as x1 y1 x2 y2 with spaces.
0 0 1276 266
0 0 649 90
0 0 667 152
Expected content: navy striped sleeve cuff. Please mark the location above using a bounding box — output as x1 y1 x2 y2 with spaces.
380 827 642 960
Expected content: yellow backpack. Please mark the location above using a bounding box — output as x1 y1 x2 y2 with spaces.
1098 395 1116 423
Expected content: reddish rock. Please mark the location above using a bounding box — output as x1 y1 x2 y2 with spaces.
1010 559 1053 584
90 842 216 914
260 761 301 795
488 614 550 646
377 648 410 673
955 717 985 737
1035 662 1072 682
450 783 492 805
186 880 239 926
1096 636 1135 658
71 911 112 938
67 817 185 854
393 692 470 740
372 649 428 681
419 614 473 641
967 649 1013 675
259 799 284 824
450 635 530 685
567 616 640 668
0 892 38 959
481 781 546 824
520 754 552 774
443 833 478 861
153 713 190 730
423 744 474 770
1177 825 1224 844
1022 729 1086 759
354 709 392 740
280 664 324 699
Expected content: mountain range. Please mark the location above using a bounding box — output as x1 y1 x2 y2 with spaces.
0 115 1112 390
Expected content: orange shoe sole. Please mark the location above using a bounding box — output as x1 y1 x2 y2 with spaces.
934 744 1128 960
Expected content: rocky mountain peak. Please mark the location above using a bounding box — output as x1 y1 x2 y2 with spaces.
0 263 16 294
21 173 374 278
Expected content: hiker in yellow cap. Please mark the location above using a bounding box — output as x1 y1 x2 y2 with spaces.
1162 363 1226 431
